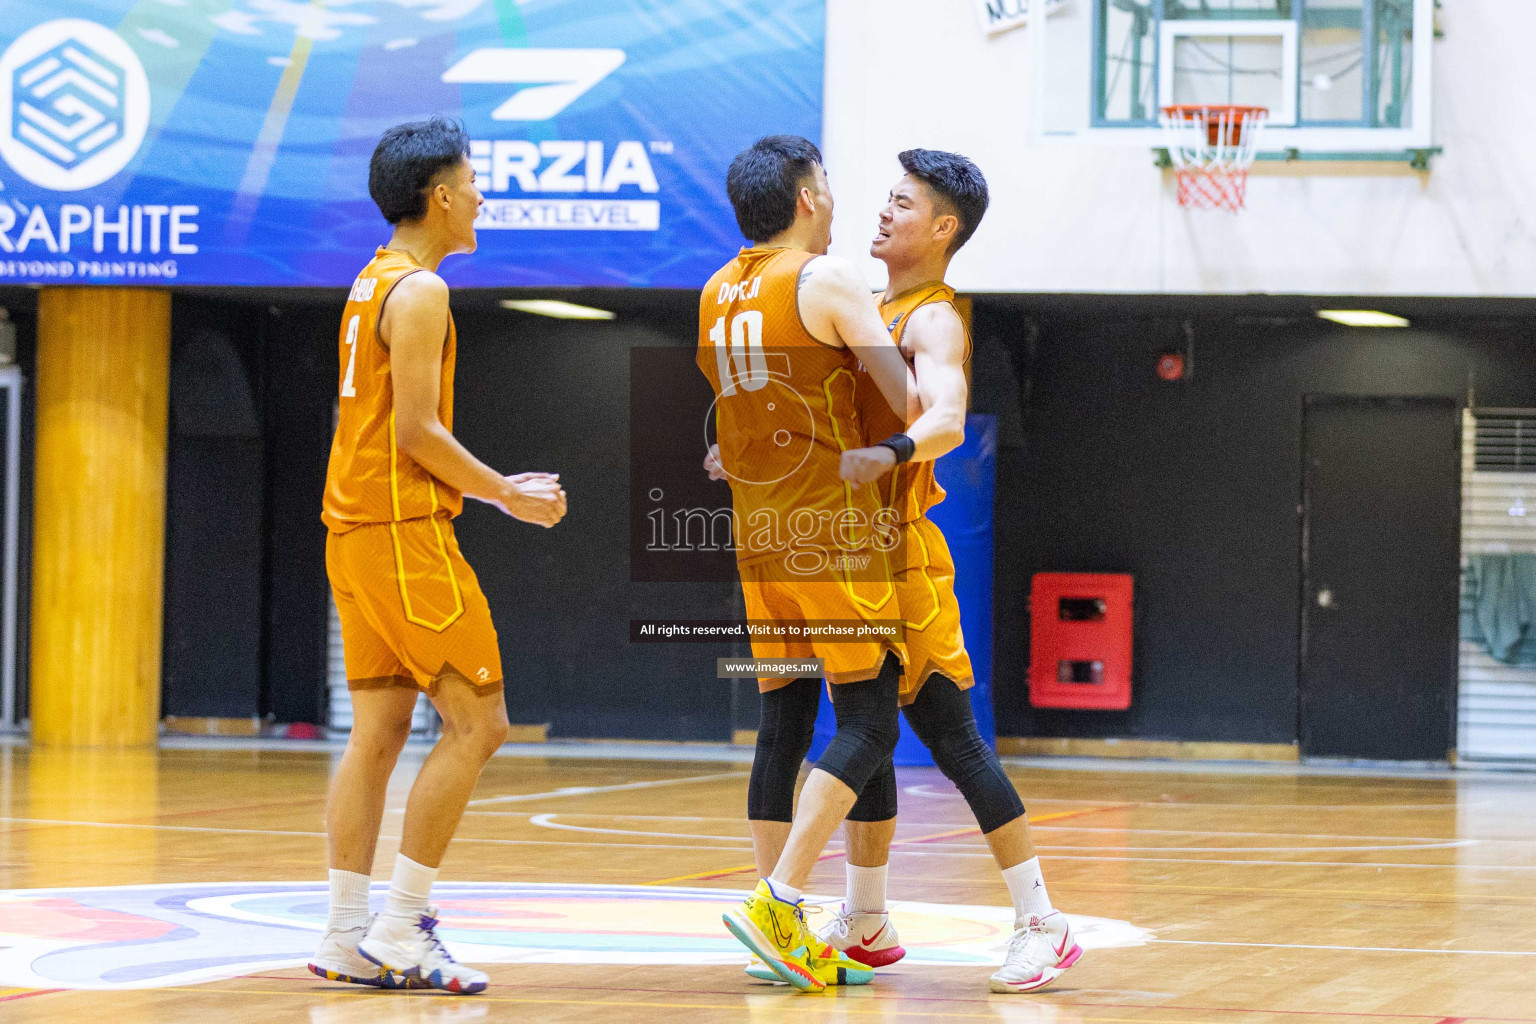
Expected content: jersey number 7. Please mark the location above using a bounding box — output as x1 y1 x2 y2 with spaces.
340 314 360 398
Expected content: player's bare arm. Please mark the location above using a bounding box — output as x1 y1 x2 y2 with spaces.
798 255 922 420
385 271 568 527
840 301 968 484
904 302 968 457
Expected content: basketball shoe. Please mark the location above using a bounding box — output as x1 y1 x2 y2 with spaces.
357 907 489 994
743 939 876 987
308 921 417 988
722 880 823 992
816 904 906 967
988 911 1083 993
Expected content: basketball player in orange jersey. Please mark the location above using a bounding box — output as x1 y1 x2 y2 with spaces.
727 150 1081 994
308 117 566 996
700 134 936 992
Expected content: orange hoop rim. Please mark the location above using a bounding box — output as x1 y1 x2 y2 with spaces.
1160 103 1269 122
1158 105 1269 212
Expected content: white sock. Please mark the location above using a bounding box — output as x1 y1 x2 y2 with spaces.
381 854 437 923
764 876 802 905
845 862 887 915
1001 856 1053 924
327 869 371 932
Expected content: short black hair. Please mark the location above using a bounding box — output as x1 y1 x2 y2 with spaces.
726 135 823 243
898 148 989 253
369 117 471 225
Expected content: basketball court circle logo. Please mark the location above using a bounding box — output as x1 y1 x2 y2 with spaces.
0 880 1151 990
0 19 151 191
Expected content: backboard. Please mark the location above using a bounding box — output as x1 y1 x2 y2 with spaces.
1031 0 1435 157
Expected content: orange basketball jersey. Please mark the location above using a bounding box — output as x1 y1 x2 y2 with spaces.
697 247 891 569
855 282 971 524
322 248 463 533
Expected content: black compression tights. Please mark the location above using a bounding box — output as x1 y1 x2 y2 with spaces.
847 675 1026 834
746 654 902 822
746 676 819 822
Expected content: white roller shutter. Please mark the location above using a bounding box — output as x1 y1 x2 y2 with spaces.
1458 408 1536 763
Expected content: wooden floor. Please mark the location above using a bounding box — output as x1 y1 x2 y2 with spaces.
2 740 1534 1022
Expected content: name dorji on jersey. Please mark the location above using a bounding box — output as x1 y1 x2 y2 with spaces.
716 276 762 305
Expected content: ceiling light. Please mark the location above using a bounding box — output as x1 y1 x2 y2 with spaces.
500 299 616 320
1315 309 1410 328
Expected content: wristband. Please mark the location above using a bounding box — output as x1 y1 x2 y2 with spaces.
875 433 915 463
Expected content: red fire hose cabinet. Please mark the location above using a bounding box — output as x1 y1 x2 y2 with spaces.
1028 573 1134 710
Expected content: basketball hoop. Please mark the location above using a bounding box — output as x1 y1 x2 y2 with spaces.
1158 104 1269 213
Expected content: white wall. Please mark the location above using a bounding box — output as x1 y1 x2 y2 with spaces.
823 0 1536 296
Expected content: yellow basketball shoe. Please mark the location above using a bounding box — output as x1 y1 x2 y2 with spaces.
744 942 876 987
722 880 823 992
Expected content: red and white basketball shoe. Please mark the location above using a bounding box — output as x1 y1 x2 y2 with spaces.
816 904 906 968
989 911 1083 993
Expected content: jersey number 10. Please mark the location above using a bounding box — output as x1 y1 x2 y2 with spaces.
709 310 767 396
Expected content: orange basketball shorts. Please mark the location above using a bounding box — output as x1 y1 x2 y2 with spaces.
737 550 906 691
326 514 503 694
892 516 973 705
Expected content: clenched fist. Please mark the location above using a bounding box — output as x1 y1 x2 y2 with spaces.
839 445 897 484
498 472 567 527
703 443 727 481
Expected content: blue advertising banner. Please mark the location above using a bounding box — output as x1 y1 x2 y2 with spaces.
0 1 824 288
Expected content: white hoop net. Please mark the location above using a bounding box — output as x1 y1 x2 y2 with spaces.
1158 105 1269 213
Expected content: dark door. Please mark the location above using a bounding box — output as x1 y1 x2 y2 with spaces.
1299 396 1461 760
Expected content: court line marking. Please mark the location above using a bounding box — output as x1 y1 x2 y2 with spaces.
131 797 331 824
106 986 1299 1024
470 810 1535 848
235 973 1524 1023
2 828 1528 895
933 791 1474 811
982 854 1536 870
957 996 1528 1023
523 817 1477 853
1051 878 1536 904
471 812 1511 844
0 818 330 838
112 984 1527 1024
11 802 1514 856
1047 841 1478 852
893 850 1536 873
1044 825 1511 844
527 813 990 848
1151 938 1536 957
0 988 57 1002
0 818 790 853
4 817 1532 874
640 804 1133 886
888 993 1524 1023
466 771 747 806
529 813 744 842
638 825 983 888
0 815 1504 860
1076 801 1470 811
